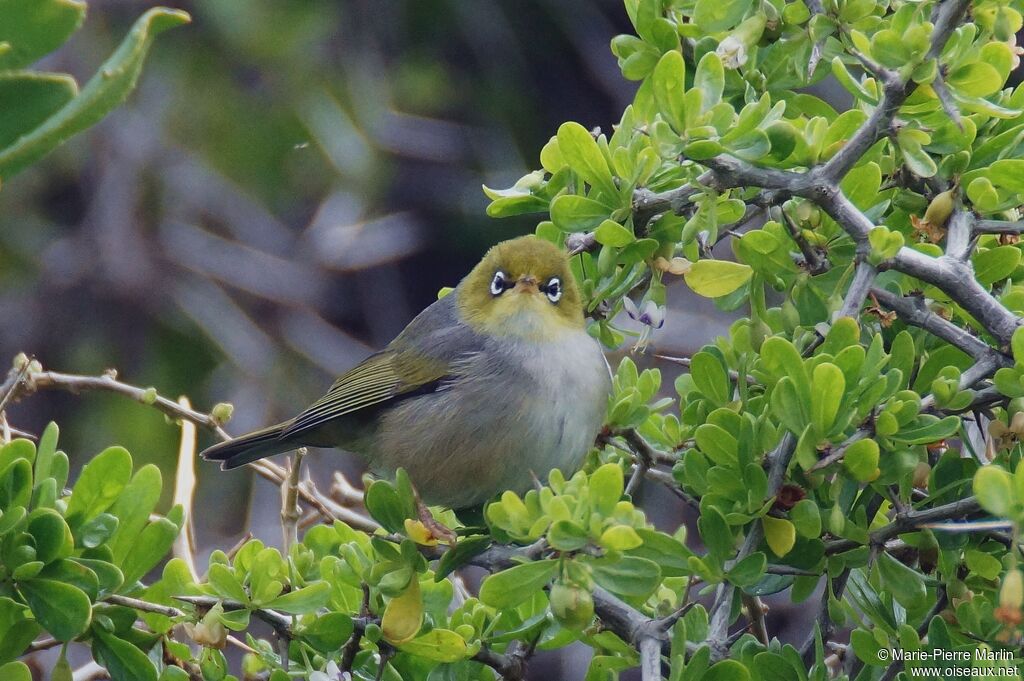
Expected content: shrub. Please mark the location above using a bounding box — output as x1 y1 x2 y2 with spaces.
5 0 1024 679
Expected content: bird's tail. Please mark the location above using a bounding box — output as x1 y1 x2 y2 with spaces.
201 423 296 470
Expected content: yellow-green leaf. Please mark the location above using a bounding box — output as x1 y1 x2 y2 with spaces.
683 260 753 297
762 516 796 557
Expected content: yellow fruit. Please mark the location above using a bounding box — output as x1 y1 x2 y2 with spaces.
923 190 955 228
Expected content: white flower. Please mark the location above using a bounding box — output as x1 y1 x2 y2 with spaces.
716 36 748 69
622 297 665 329
309 661 347 681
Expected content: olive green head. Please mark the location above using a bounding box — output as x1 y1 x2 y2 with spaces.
457 235 584 339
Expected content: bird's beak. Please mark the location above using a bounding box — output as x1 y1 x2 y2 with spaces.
514 275 539 294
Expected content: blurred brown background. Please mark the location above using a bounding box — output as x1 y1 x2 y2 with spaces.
3 2 739 676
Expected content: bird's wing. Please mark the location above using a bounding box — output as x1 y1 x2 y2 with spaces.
281 292 483 440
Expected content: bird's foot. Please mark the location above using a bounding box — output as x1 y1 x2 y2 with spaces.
416 500 457 546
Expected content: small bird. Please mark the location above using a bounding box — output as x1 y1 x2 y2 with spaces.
202 235 611 511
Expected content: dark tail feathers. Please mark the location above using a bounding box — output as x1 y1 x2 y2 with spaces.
201 423 296 470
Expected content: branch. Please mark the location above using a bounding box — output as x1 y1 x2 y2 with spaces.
173 398 200 581
10 360 382 534
707 432 796 658
281 448 307 552
173 595 293 638
944 209 974 261
781 206 829 275
869 288 1012 364
823 495 982 555
883 249 1021 346
975 219 1024 235
837 259 876 319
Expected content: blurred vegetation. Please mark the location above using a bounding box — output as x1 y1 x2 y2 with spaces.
1 0 634 515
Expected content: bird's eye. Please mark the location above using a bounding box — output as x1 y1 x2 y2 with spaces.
544 277 562 303
490 271 508 296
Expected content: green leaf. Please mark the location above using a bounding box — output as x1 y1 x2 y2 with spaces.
208 564 249 604
26 509 73 564
810 363 844 434
556 121 618 199
947 62 1003 98
703 659 751 681
547 520 590 551
684 260 752 297
691 351 731 406
65 446 132 527
92 627 158 681
478 560 557 609
964 549 1002 581
550 195 611 233
594 220 635 247
987 159 1024 194
967 177 1001 212
843 439 880 483
0 8 191 180
698 506 734 559
108 464 162 565
590 463 625 515
890 415 961 445
590 556 661 596
693 0 753 33
0 72 77 150
301 612 354 652
264 582 331 614
877 552 926 610
790 500 821 539
973 466 1013 517
0 597 41 663
652 50 687 131
897 129 937 178
728 551 767 587
1012 326 1024 365
0 662 31 681
599 525 643 551
119 517 180 587
973 246 1021 285
381 579 423 644
629 529 692 577
398 628 469 663
435 536 491 580
364 479 414 533
762 516 796 557
694 52 725 112
0 0 86 69
19 579 91 642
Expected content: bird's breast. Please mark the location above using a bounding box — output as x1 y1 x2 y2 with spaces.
371 330 610 508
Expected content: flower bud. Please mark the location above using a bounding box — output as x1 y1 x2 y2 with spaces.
211 402 234 424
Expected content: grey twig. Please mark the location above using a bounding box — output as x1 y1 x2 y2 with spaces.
281 448 307 552
975 219 1024 235
869 288 1011 364
837 259 877 319
823 496 982 555
10 359 382 533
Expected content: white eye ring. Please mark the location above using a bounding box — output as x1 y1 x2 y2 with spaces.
490 271 508 296
545 277 562 303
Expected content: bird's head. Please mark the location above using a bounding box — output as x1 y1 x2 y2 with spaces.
457 235 584 340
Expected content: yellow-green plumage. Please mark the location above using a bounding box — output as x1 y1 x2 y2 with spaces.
201 235 610 508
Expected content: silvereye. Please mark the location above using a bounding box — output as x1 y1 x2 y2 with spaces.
202 235 611 509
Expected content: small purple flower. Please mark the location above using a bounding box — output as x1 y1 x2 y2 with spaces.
623 297 665 329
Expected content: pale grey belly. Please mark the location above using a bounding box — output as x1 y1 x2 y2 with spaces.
367 347 608 508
